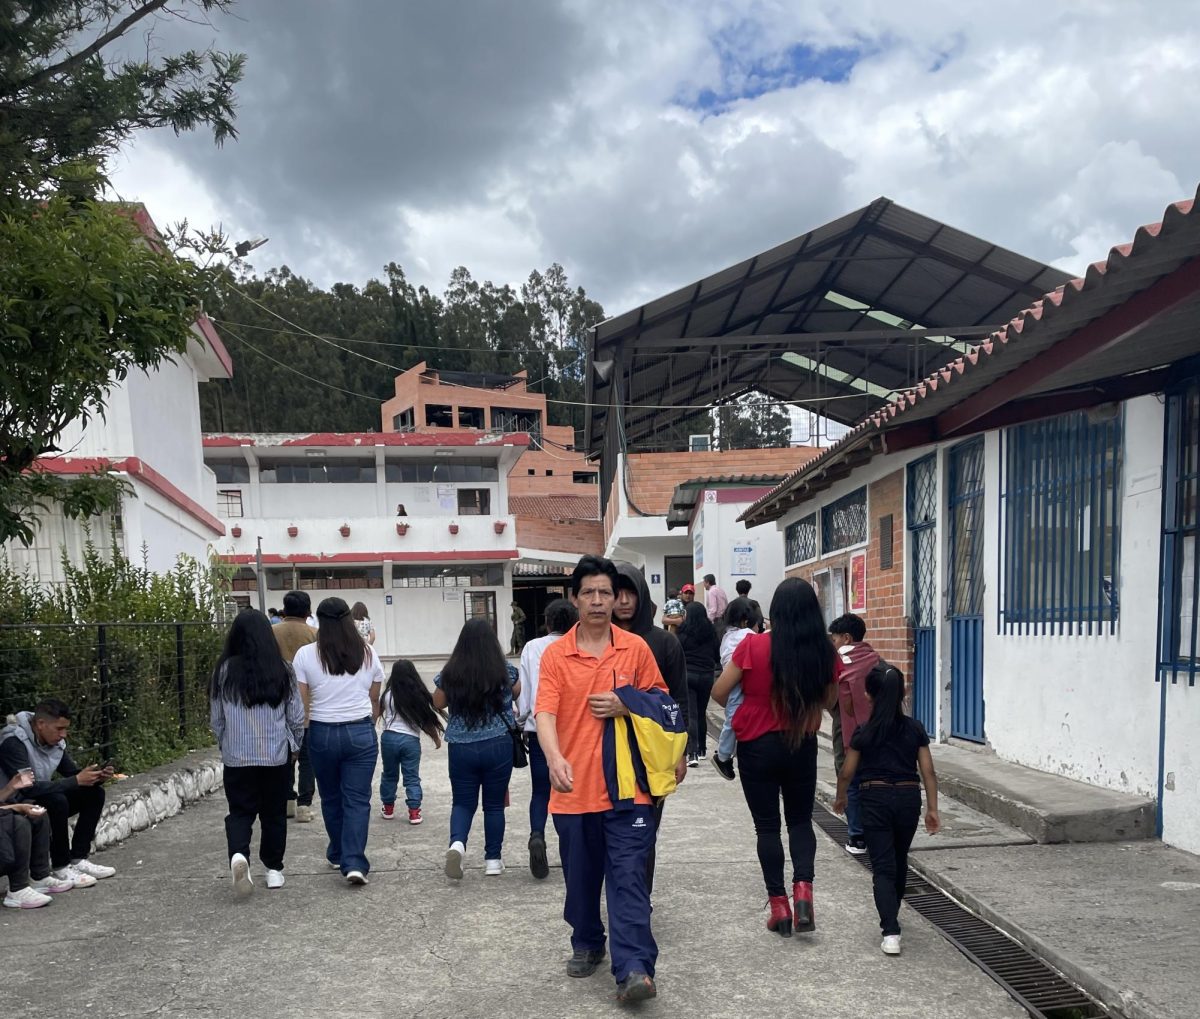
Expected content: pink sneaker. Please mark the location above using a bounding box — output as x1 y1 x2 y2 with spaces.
408 808 422 825
31 874 74 895
380 803 395 820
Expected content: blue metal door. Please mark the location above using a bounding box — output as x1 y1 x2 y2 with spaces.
907 455 938 732
949 438 986 742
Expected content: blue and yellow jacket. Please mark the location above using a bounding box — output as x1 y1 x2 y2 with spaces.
602 686 688 807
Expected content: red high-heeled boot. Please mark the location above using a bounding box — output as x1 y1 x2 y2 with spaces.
767 895 793 938
793 881 815 932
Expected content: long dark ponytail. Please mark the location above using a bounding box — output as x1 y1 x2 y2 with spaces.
767 578 836 746
383 660 445 741
853 662 906 749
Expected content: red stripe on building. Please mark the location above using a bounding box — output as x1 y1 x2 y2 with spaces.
32 456 226 537
202 432 530 448
218 550 519 565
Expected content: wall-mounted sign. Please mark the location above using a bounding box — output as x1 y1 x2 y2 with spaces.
731 545 755 576
693 530 703 570
385 594 393 606
704 489 717 503
849 551 867 612
651 573 661 584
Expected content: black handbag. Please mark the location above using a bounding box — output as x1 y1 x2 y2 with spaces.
504 712 529 769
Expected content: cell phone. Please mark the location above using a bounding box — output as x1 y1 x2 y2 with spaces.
97 759 115 770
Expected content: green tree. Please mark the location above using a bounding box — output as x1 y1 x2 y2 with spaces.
716 393 793 450
0 1 245 544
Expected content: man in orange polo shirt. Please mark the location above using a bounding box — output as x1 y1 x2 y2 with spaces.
535 554 668 1004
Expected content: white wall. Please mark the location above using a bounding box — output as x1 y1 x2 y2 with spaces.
1162 673 1200 852
980 399 1163 800
126 357 206 502
693 498 787 609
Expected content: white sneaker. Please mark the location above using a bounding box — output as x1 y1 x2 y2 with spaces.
485 858 504 876
3 885 53 909
265 869 285 889
52 865 96 889
230 853 254 898
345 870 368 886
71 858 116 879
881 934 902 955
445 840 465 879
31 873 74 895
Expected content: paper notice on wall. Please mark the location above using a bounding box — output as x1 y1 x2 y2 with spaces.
442 589 461 602
731 545 755 576
693 530 703 571
437 485 456 511
413 487 431 503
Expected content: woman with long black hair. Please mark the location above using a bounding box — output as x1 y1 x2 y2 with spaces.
432 617 520 879
676 601 720 766
292 597 384 886
210 609 305 897
712 578 838 938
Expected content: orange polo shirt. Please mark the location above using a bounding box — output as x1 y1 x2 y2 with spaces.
535 622 665 814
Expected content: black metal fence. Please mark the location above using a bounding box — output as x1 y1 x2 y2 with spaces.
0 622 223 773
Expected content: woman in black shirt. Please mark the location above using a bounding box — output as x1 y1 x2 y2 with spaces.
675 602 720 766
834 662 940 956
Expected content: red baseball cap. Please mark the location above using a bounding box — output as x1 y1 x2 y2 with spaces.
681 583 695 594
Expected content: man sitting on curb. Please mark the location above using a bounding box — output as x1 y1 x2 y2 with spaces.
0 699 115 887
1 768 73 908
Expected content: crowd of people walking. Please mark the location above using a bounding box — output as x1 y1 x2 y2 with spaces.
0 554 940 1006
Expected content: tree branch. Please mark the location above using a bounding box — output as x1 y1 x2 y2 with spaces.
10 0 173 95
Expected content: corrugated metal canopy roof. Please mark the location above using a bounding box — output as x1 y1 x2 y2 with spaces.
585 197 1072 453
741 184 1200 526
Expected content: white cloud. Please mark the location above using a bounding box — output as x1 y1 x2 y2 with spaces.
106 0 1200 313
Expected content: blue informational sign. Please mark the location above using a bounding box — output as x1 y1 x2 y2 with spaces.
651 573 661 584
385 594 393 605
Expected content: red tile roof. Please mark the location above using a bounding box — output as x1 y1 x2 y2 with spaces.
508 494 600 520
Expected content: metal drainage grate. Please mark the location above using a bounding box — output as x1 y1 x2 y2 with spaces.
810 802 1113 1019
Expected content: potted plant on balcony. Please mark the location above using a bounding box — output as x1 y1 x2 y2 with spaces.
287 524 298 538
339 523 351 538
396 520 409 536
493 520 506 534
448 521 460 535
231 525 242 538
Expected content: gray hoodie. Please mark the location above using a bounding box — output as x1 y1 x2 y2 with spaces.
0 710 81 797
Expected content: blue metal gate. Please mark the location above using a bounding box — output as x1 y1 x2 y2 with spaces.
907 455 938 732
949 438 986 742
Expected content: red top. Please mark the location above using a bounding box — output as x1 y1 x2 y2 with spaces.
731 632 838 742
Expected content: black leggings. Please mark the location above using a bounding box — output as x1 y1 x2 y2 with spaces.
861 786 921 936
737 732 818 897
686 670 715 756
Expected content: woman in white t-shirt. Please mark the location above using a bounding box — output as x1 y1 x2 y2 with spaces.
292 597 383 886
351 602 376 646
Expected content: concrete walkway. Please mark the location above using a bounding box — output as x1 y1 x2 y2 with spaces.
0 742 1027 1019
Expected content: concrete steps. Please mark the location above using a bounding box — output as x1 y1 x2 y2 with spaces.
928 743 1156 844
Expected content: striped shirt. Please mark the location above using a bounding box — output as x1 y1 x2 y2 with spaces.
210 664 306 767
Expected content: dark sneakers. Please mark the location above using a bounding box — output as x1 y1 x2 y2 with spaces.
616 972 657 1002
710 753 736 781
567 948 606 978
529 832 550 880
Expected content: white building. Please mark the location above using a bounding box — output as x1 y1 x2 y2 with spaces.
202 430 528 657
8 313 230 581
741 187 1200 854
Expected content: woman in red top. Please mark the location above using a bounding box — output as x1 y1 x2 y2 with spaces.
712 577 838 938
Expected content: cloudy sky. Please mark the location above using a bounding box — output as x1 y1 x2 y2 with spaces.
109 0 1200 316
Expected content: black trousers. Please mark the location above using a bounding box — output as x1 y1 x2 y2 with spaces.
860 786 921 936
685 670 715 756
32 782 105 868
737 732 818 896
223 763 291 871
645 796 667 895
288 729 315 806
0 811 51 891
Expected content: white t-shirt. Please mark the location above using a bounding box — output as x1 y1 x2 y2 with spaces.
380 689 420 738
293 642 384 722
720 626 752 667
517 631 565 732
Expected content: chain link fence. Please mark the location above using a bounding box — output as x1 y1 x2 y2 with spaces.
0 621 223 773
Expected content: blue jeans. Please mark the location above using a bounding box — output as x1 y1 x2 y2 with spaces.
448 736 513 859
846 775 863 839
380 731 423 809
308 719 377 876
716 683 744 760
528 732 550 836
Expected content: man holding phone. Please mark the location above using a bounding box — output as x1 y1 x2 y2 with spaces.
0 699 116 887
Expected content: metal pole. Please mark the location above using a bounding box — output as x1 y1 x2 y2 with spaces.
97 624 112 756
175 623 187 739
256 536 267 613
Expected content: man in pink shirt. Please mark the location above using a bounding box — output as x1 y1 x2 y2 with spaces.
702 575 728 627
828 613 879 856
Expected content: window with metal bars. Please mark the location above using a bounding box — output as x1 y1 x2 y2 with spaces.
1159 380 1200 683
999 410 1122 634
821 487 868 554
785 513 817 566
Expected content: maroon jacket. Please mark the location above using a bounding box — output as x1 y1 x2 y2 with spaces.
836 641 880 743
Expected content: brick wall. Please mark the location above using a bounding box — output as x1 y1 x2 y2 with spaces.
786 468 911 680
624 448 821 516
515 515 604 555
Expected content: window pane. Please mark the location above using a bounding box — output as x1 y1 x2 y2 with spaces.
821 489 867 554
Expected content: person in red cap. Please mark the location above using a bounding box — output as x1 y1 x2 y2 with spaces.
680 583 696 604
